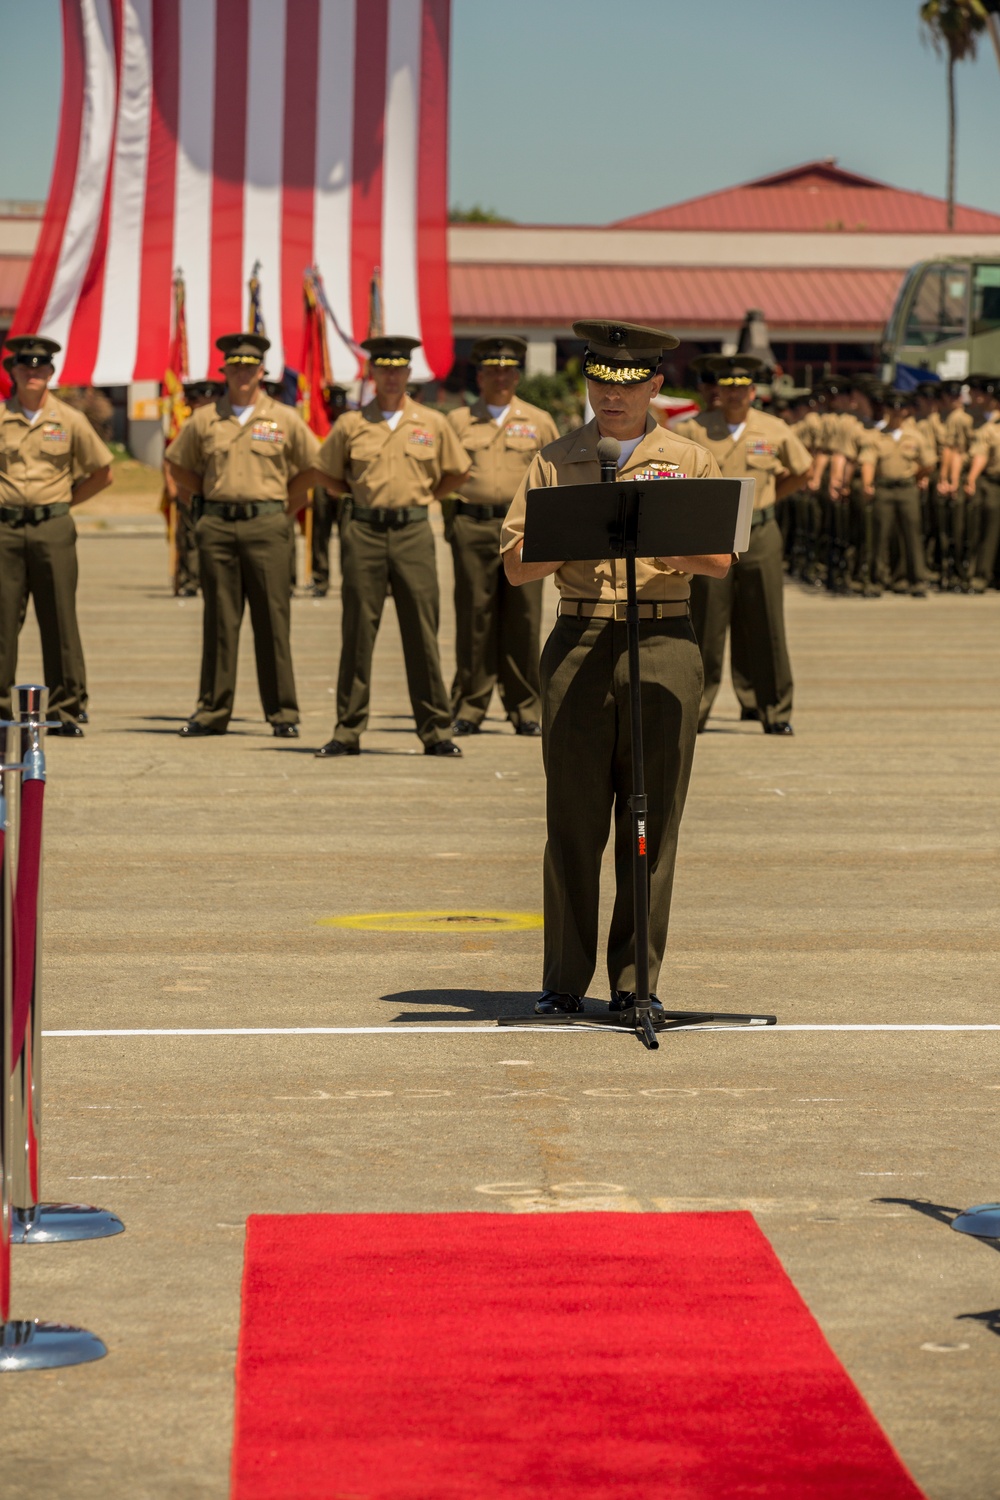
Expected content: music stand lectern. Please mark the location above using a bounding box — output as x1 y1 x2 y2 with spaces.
498 462 775 1050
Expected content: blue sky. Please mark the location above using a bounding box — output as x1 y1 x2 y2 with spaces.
4 0 1000 223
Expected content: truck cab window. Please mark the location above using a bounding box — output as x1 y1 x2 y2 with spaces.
903 264 969 346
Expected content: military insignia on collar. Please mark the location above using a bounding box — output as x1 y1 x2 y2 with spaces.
505 423 538 441
408 428 435 448
632 462 683 481
746 440 775 457
251 420 284 443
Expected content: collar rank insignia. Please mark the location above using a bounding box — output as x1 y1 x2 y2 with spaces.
408 428 435 447
505 422 538 441
251 420 283 444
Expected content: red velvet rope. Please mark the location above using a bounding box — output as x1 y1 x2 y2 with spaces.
11 778 44 1070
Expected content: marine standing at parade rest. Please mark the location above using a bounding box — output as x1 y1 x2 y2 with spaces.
859 391 935 596
963 396 1000 591
0 336 112 735
447 337 558 738
674 355 811 735
502 320 728 1016
162 380 218 597
165 333 319 738
312 336 470 758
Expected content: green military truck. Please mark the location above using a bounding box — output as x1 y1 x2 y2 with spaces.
881 257 1000 384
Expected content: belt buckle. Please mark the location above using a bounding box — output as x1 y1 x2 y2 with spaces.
372 507 389 527
613 601 627 622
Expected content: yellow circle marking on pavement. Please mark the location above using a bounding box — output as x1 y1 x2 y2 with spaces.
319 910 543 934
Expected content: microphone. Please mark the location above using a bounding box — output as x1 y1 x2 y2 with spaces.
597 436 620 484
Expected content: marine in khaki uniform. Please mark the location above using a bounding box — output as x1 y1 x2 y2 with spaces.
165 333 319 737
312 336 470 757
163 380 218 597
939 377 998 589
0 335 112 734
859 391 935 594
674 355 811 735
447 337 558 737
963 408 1000 592
502 320 728 1016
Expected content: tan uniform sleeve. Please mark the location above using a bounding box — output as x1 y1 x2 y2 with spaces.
283 411 321 474
437 414 470 474
501 451 551 556
69 409 113 484
777 427 812 478
166 417 204 474
943 411 970 453
858 443 877 469
315 418 351 483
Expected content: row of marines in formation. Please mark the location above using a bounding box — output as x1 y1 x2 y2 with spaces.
760 369 1000 598
0 328 809 744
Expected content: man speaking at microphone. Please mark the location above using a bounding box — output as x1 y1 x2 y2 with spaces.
501 321 729 1016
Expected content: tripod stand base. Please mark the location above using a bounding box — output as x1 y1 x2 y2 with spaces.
0 1321 107 1371
12 1203 125 1243
498 1005 777 1050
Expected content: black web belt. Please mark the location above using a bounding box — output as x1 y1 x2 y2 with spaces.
0 502 71 524
455 500 509 521
345 503 428 528
750 505 777 528
202 500 286 519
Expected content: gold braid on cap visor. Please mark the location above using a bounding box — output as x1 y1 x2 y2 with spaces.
225 355 263 365
478 357 523 367
716 376 754 386
583 355 655 385
370 356 411 366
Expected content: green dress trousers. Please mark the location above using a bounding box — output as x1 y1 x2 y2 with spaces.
449 512 542 728
192 510 299 731
0 510 85 727
873 483 926 588
333 513 452 748
690 516 793 731
540 613 702 998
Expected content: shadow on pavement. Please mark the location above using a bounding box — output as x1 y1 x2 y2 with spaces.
383 988 539 1022
876 1196 1000 1256
957 1308 1000 1338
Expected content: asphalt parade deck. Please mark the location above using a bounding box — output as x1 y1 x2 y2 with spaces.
4 523 1000 1500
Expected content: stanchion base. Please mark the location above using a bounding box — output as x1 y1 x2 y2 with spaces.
1 1320 106 1371
12 1204 125 1243
951 1203 1000 1240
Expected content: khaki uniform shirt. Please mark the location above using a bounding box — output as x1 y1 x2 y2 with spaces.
448 396 559 506
969 423 1000 479
0 392 112 509
165 392 319 502
672 407 811 511
942 407 997 456
317 396 468 509
791 411 822 455
858 427 935 482
815 409 859 459
501 415 722 604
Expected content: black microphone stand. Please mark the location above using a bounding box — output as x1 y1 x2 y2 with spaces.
500 447 775 1051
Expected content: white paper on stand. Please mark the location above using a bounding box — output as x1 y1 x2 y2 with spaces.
733 479 756 553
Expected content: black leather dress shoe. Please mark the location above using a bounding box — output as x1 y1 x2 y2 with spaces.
56 723 84 738
740 707 760 722
514 721 542 737
425 740 462 757
452 719 480 736
179 721 224 738
78 709 89 724
315 739 360 757
272 723 299 738
534 992 583 1015
609 991 664 1015
763 722 794 736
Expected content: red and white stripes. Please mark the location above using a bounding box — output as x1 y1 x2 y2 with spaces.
10 0 452 388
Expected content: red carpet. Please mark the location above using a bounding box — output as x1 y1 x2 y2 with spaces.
231 1212 925 1500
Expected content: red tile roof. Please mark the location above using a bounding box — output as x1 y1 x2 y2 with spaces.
0 257 31 316
449 263 904 334
612 160 1000 234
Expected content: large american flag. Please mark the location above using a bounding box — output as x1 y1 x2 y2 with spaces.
9 0 453 388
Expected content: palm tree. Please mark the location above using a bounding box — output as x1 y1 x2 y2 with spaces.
920 0 988 228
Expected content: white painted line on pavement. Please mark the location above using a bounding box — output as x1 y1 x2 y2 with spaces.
41 1024 1000 1037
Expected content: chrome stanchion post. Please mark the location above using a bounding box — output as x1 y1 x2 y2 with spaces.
0 721 105 1370
8 686 123 1244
